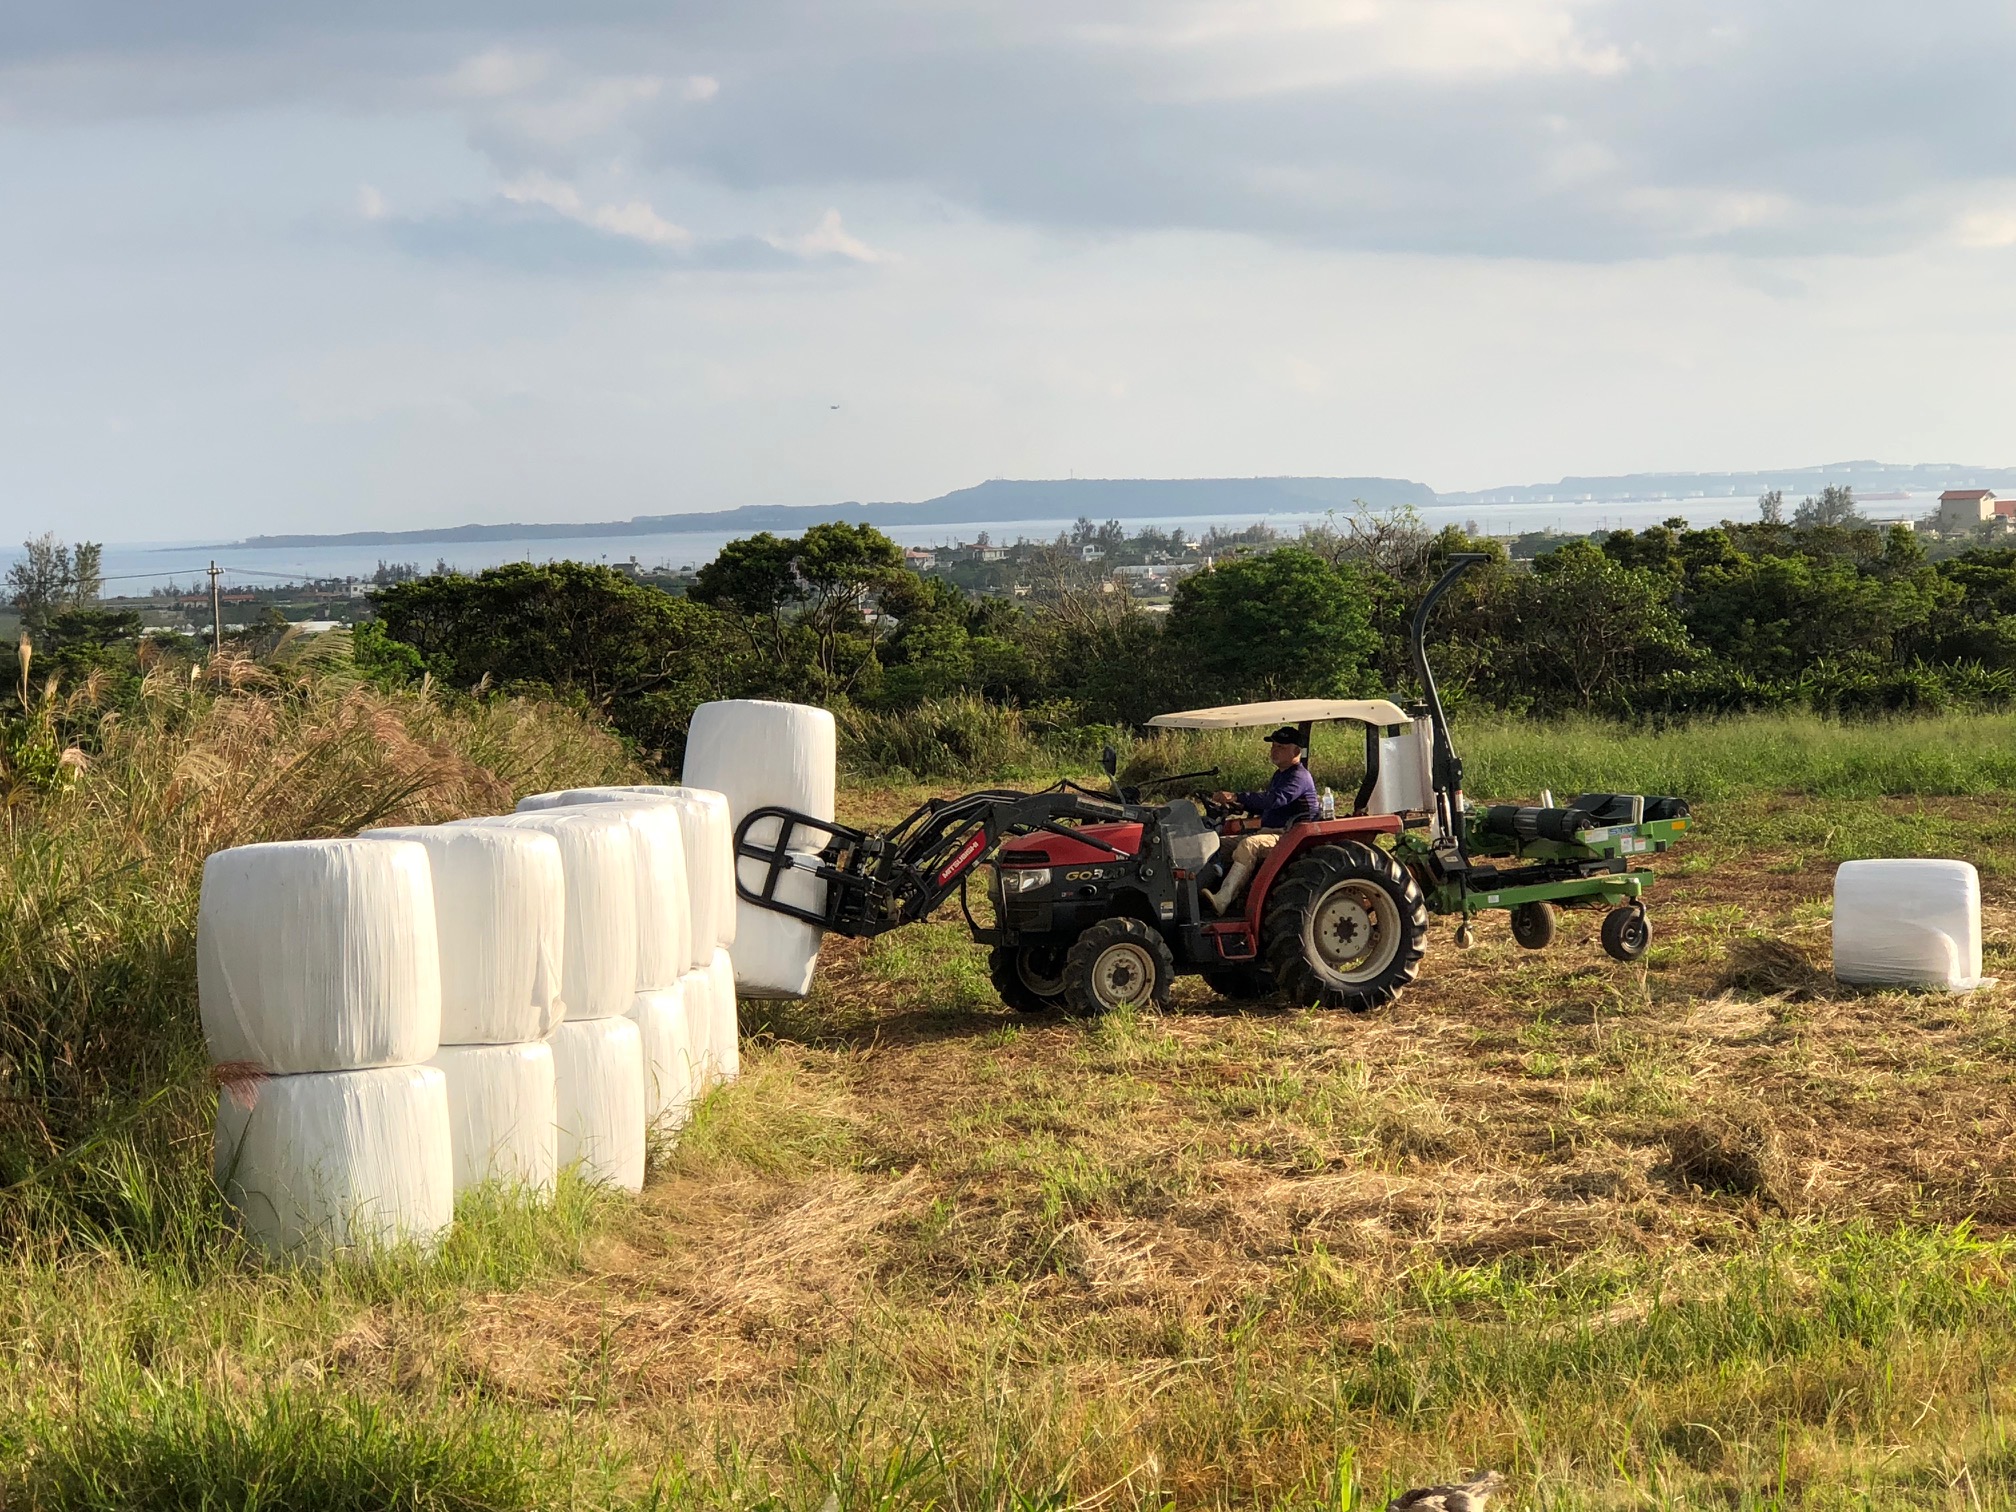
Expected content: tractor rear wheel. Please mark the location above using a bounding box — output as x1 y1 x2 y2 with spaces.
1262 841 1429 1013
1062 919 1175 1016
990 943 1068 1013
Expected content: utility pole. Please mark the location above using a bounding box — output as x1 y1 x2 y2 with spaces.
208 561 224 660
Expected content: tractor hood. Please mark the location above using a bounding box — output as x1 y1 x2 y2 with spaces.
998 823 1143 866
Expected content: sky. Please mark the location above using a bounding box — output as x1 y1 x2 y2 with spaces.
4 1 2016 543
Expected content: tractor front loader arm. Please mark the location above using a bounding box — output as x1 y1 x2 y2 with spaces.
733 787 1135 939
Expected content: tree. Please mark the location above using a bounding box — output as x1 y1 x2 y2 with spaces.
1163 547 1378 707
7 534 105 637
69 543 102 607
1503 541 1696 710
1758 489 1785 525
1793 485 1859 528
690 522 905 697
371 561 741 759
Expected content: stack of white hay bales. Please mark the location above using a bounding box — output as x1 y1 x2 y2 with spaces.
199 698 833 1261
200 839 454 1259
360 825 566 1197
514 785 740 1106
454 807 648 1192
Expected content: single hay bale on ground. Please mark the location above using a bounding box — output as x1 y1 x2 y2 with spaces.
1718 935 1832 1001
1661 1110 1792 1208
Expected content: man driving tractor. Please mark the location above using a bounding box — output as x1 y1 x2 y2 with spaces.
1203 725 1320 914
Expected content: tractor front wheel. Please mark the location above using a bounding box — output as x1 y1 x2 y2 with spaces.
1262 842 1429 1013
990 943 1069 1013
1062 919 1175 1016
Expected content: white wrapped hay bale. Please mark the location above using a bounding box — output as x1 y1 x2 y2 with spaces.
677 966 716 1088
1833 859 1983 991
682 701 835 997
214 1064 453 1260
455 810 638 1021
517 784 687 812
427 1042 558 1196
198 839 442 1074
681 700 837 832
517 786 732 966
359 825 565 1044
705 946 742 1085
629 985 698 1131
581 804 690 991
664 789 736 958
551 1016 647 1191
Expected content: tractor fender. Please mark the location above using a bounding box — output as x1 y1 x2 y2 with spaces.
1238 816 1406 930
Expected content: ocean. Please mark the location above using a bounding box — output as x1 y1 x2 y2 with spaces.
16 494 1912 595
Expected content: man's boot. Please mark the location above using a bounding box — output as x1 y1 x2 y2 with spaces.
1205 860 1254 916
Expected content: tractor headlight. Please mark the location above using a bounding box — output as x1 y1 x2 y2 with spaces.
1000 867 1051 895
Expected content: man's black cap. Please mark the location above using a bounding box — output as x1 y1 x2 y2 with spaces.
1263 726 1304 746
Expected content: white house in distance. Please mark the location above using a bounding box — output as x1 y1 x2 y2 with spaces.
1938 488 2011 531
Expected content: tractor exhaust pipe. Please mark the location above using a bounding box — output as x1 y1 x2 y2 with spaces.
1409 552 1490 843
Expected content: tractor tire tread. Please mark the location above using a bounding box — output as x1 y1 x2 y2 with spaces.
1260 842 1429 1013
1062 918 1176 1016
990 946 1058 1014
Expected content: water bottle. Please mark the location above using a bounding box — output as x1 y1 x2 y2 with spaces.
1320 787 1337 821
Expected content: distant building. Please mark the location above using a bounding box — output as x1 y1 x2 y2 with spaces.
1079 544 1105 562
903 546 937 570
1938 489 2000 531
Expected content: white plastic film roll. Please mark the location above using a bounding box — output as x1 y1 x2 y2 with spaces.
706 946 742 1084
629 986 697 1132
214 1064 453 1261
198 839 442 1074
427 1041 558 1197
360 824 565 1044
1833 858 1983 991
454 810 638 1021
550 1016 646 1191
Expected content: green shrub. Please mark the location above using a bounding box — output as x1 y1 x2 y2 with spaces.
837 695 1045 780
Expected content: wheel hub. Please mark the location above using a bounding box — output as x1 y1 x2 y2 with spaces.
1094 943 1156 1008
1017 947 1066 998
1305 879 1402 985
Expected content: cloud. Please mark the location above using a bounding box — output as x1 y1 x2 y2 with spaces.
377 178 881 274
499 171 692 247
7 1 2016 261
766 209 883 264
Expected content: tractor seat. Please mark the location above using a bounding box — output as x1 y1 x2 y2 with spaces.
1567 793 1692 825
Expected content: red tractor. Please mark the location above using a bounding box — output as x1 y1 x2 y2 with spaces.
736 555 1692 1015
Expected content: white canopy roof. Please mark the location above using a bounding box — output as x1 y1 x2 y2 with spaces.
1148 698 1412 731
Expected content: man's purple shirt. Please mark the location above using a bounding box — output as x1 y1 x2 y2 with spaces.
1238 763 1320 828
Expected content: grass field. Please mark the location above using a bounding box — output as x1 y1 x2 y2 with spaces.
8 700 2016 1508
